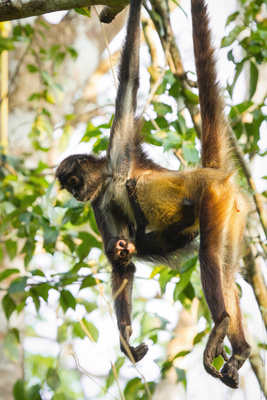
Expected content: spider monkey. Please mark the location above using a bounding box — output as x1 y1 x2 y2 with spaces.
56 0 251 388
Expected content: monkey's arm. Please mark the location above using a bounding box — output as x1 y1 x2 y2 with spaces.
92 199 148 362
111 262 148 362
107 0 142 166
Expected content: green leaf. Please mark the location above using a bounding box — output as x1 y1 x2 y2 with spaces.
27 64 38 73
75 7 91 17
57 323 68 343
249 61 259 99
182 88 199 105
173 268 194 302
4 328 20 362
149 265 166 279
60 290 76 312
180 255 198 273
43 225 58 246
80 276 97 291
153 102 172 115
76 298 97 313
106 357 125 389
77 231 101 259
230 100 254 118
182 142 199 163
73 319 99 342
172 350 191 361
225 11 239 27
0 268 19 282
2 294 16 319
28 289 41 312
13 380 25 400
27 384 42 400
34 283 51 302
213 355 225 371
174 367 187 386
162 131 181 152
229 61 244 97
46 368 60 390
67 46 78 60
193 330 206 345
221 26 246 48
9 277 27 294
0 37 14 51
158 268 177 294
5 239 18 260
169 80 181 98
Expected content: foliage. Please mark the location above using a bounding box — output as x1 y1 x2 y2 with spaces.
0 1 266 399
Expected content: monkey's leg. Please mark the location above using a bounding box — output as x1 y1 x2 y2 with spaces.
219 210 251 388
162 199 197 242
126 179 147 234
111 262 148 362
199 185 232 382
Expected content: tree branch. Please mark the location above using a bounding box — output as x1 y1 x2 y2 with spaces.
243 243 267 330
0 0 129 23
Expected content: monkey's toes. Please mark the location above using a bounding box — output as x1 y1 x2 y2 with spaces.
130 343 149 363
220 362 239 389
203 352 223 379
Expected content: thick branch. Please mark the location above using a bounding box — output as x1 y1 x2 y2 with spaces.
0 0 128 23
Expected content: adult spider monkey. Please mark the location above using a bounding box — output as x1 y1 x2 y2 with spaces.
56 0 251 388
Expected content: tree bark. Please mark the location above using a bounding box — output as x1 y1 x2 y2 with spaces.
0 0 128 23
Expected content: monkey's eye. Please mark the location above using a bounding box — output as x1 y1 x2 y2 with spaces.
120 250 127 258
67 176 79 186
119 241 125 247
67 176 84 190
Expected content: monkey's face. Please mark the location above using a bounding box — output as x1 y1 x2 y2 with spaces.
56 155 102 202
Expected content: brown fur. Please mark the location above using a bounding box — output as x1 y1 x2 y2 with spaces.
55 0 251 386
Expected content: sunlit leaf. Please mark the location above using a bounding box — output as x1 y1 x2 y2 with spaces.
60 290 76 312
249 61 259 99
2 293 16 319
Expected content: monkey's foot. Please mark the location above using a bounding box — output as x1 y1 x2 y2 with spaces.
203 316 230 379
120 325 149 363
220 359 239 388
220 346 251 389
128 343 149 363
121 340 148 363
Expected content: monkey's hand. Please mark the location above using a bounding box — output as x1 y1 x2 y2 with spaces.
107 235 136 266
126 178 137 197
220 344 251 389
204 316 230 381
120 325 149 363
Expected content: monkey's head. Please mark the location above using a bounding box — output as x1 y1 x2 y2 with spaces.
55 154 107 202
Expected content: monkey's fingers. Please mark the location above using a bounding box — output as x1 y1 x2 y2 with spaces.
220 362 239 389
203 316 230 379
221 348 229 362
204 359 223 379
120 341 149 363
129 343 149 363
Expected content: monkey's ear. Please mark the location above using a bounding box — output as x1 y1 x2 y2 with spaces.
77 155 88 165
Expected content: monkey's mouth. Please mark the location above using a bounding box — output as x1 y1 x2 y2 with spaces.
73 189 93 202
73 193 88 202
